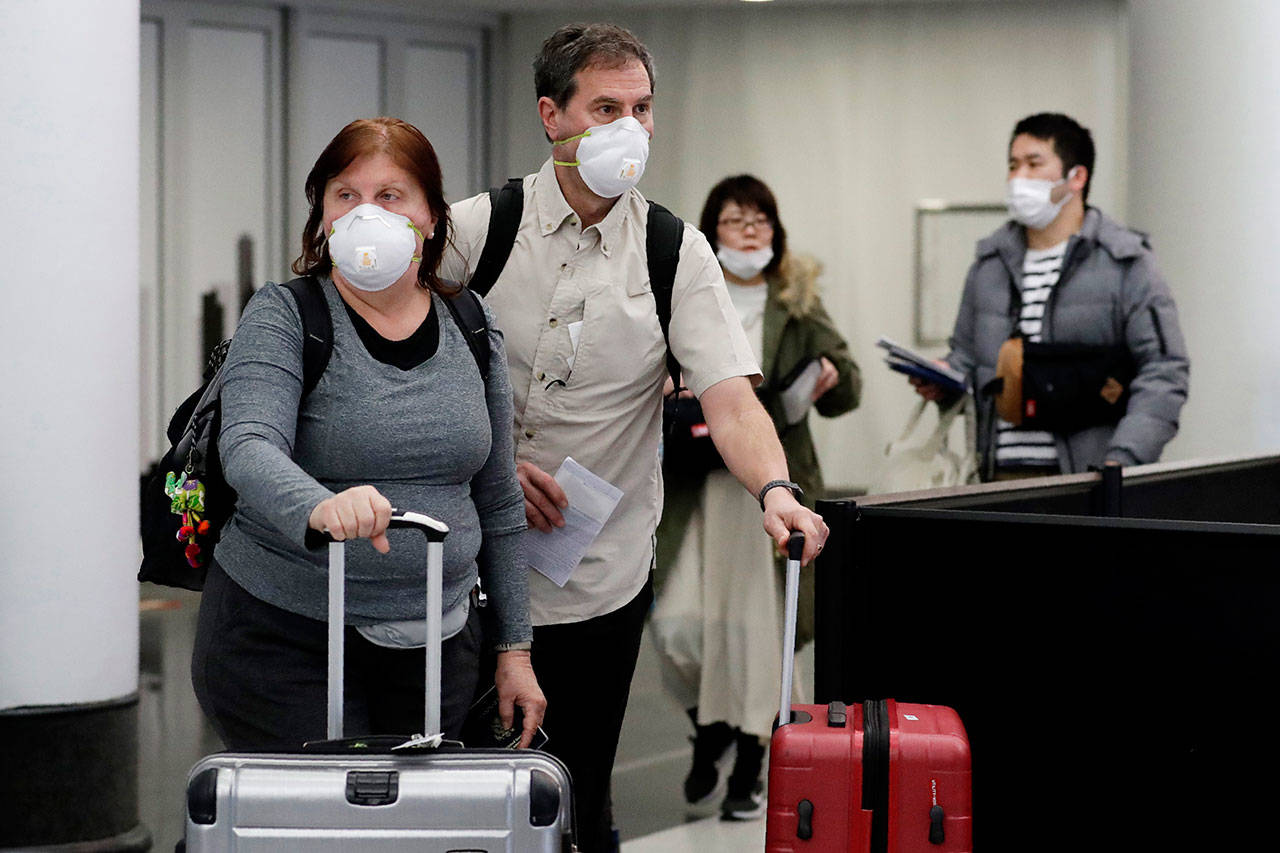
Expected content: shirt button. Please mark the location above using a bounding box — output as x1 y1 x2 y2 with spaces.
549 318 558 327
524 429 535 439
537 371 546 381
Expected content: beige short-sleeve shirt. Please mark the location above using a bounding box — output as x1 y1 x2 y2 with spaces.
442 159 759 625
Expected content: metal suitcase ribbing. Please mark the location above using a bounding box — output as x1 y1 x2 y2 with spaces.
181 749 574 852
764 534 972 852
180 511 576 852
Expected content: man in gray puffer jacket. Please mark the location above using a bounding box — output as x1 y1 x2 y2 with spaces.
913 113 1189 477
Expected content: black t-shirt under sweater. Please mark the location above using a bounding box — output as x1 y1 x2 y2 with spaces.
340 298 439 369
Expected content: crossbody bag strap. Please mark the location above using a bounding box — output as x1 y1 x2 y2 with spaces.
923 396 966 457
888 399 930 451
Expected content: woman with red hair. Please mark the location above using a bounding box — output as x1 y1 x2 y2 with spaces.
191 118 544 749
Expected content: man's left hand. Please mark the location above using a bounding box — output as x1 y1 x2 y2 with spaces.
494 650 546 749
761 489 829 565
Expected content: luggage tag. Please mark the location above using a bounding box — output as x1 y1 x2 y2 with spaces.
302 734 458 752
393 733 447 750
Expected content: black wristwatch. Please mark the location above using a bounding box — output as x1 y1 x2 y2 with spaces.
758 479 804 511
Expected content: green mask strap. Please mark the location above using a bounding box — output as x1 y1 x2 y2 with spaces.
552 128 592 167
407 220 424 263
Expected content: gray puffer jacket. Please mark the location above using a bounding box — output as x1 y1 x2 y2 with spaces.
946 207 1189 475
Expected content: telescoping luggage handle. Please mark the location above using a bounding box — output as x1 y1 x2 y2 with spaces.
322 511 450 742
778 530 806 728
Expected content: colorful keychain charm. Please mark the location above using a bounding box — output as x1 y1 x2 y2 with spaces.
165 470 210 568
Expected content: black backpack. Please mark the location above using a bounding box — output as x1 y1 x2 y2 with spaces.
468 178 684 388
138 276 492 591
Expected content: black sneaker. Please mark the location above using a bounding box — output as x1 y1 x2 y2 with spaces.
683 722 736 811
720 779 766 821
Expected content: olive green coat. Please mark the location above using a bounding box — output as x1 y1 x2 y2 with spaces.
655 253 862 645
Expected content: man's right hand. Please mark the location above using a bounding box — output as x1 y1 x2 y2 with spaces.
909 359 954 403
517 461 568 532
909 376 948 402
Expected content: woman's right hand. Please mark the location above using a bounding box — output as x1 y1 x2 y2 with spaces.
308 485 394 553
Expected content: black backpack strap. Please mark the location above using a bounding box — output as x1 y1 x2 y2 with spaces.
468 178 524 297
442 286 491 383
646 201 685 390
282 275 333 396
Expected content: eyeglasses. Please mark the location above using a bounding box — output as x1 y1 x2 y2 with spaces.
717 215 773 233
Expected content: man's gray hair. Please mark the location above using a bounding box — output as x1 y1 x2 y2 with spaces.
534 23 655 108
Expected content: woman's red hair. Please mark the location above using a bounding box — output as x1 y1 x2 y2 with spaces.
292 117 454 294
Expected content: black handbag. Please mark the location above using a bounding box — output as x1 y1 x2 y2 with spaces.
991 337 1136 433
662 394 726 475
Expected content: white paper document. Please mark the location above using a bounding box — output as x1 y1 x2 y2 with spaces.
780 359 823 425
526 457 623 587
566 321 584 372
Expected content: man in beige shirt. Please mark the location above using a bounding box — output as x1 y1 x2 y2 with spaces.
442 23 828 851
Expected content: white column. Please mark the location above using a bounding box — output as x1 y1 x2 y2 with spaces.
1127 0 1280 461
0 0 139 711
0 1 142 846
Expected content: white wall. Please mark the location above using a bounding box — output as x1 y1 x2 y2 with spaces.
140 2 285 464
1128 0 1280 463
139 1 492 463
0 0 140 709
497 1 1128 490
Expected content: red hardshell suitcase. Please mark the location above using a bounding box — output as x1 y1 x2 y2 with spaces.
765 534 972 852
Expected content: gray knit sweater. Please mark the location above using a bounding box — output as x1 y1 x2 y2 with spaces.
214 278 530 645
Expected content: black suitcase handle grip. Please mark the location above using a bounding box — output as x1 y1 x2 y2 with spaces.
309 509 450 548
387 511 450 542
787 530 805 562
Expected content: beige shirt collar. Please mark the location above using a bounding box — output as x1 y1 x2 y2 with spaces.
532 157 632 258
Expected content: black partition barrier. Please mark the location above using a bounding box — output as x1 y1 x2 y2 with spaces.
1121 455 1280 523
863 452 1280 524
814 499 1280 848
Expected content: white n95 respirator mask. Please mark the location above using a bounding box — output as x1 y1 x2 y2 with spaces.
327 203 423 292
554 116 650 199
1005 167 1078 230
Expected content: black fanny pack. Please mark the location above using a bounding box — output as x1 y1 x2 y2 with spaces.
987 338 1135 433
662 395 726 475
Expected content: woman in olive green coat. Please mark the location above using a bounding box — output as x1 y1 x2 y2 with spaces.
653 175 861 820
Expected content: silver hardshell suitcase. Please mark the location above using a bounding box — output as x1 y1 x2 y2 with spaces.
180 511 576 852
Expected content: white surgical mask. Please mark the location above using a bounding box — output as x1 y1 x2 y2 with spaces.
717 245 774 280
554 116 650 199
327 203 423 292
1005 167 1078 230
